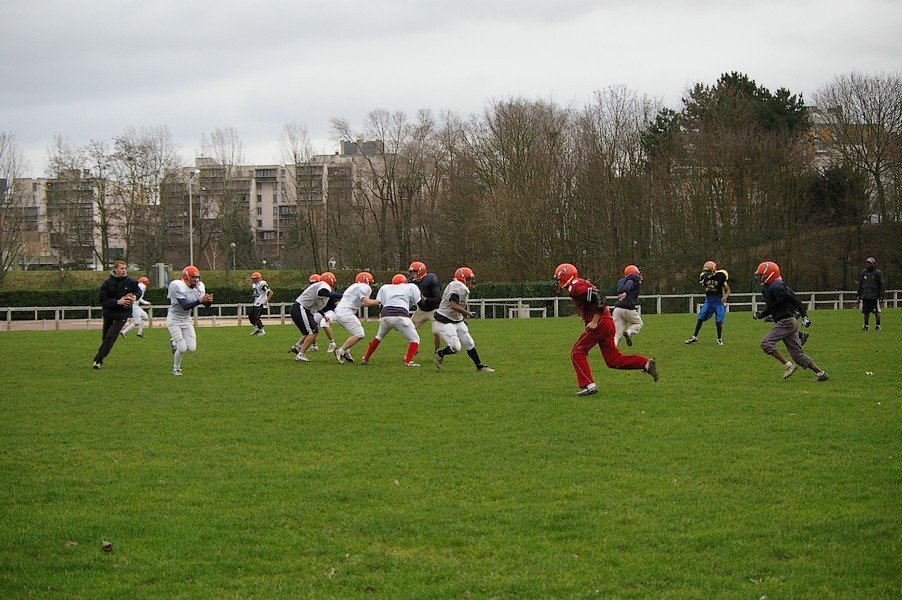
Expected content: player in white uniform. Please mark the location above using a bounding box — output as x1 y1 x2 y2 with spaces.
166 265 213 376
248 272 273 336
289 271 339 362
361 274 422 366
433 267 495 372
121 276 152 338
332 272 381 364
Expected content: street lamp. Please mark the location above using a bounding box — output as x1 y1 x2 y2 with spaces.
230 242 236 270
187 168 200 266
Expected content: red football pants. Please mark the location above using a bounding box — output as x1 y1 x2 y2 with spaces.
571 317 648 388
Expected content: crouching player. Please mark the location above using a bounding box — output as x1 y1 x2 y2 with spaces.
554 263 658 396
167 266 213 376
362 274 422 366
753 261 828 382
433 267 494 372
333 272 381 364
290 272 340 362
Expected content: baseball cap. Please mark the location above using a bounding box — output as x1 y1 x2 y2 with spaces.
866 257 876 264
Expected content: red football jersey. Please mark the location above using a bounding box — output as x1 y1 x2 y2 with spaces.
568 278 610 323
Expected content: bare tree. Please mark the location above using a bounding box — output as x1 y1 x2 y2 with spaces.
813 71 902 223
279 121 323 270
197 127 249 269
112 126 182 269
45 136 96 270
0 132 30 286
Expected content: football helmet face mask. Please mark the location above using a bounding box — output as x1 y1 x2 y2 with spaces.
554 263 578 288
755 261 781 285
454 267 476 288
624 265 640 277
138 276 150 286
355 272 375 285
308 274 321 284
182 265 201 287
320 272 337 288
391 273 408 285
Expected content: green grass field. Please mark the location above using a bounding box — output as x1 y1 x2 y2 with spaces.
1 311 899 598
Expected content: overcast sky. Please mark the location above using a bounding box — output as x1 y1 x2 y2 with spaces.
2 0 900 176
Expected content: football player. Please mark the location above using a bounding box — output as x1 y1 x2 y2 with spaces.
248 272 273 336
753 261 828 382
289 271 341 362
361 274 422 366
432 267 494 372
120 276 152 338
332 272 381 364
166 266 213 376
92 260 141 369
613 265 643 347
685 260 730 345
408 261 443 350
554 263 658 396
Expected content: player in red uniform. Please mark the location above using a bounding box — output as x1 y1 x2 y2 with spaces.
554 263 659 395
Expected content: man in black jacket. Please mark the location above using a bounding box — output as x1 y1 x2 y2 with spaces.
92 260 140 369
857 256 885 331
753 261 828 382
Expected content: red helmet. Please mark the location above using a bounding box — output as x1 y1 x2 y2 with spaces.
320 272 337 287
624 265 640 277
391 273 408 285
308 273 321 284
454 267 476 286
138 276 150 286
181 265 200 284
355 272 374 285
251 272 262 281
408 261 427 280
554 263 578 288
755 261 781 285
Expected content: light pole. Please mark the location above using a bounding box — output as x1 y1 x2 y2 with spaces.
187 168 200 266
230 242 237 270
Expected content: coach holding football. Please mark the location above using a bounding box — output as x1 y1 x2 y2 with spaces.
92 260 141 369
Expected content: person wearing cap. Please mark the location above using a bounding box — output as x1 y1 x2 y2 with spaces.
857 257 885 331
248 272 273 336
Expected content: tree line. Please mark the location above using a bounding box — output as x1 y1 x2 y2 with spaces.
1 70 899 291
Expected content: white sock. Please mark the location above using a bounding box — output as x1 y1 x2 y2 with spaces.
785 361 793 368
174 350 183 370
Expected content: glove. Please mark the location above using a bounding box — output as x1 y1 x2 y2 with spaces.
468 311 479 319
802 316 811 328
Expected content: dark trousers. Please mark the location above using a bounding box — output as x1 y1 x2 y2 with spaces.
248 305 264 329
94 317 127 364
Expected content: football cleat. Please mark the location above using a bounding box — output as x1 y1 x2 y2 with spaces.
717 339 724 346
815 371 829 382
120 331 127 339
172 368 182 376
576 383 598 396
476 365 495 372
257 330 266 336
624 332 632 346
405 361 421 367
335 349 345 364
250 328 259 336
136 333 144 338
645 358 659 382
327 343 337 354
343 349 355 363
782 363 797 379
875 325 881 331
295 353 310 363
434 350 443 369
289 344 300 354
684 336 698 344
310 344 319 352
92 361 102 369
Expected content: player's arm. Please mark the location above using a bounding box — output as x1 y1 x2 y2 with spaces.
722 281 730 302
265 288 274 303
448 295 470 317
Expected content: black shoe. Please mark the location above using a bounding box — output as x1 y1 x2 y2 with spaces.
624 332 632 346
92 361 102 369
863 325 868 331
875 325 881 331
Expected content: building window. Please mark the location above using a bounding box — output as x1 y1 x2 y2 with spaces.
256 182 262 190
257 194 262 203
256 206 262 215
257 220 262 228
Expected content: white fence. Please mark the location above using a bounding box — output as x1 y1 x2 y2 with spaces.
1 290 898 332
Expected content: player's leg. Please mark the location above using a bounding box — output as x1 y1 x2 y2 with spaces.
612 308 627 346
686 301 710 342
136 307 148 336
335 312 365 363
168 322 187 373
397 317 421 365
862 300 869 330
121 303 140 336
94 316 127 366
458 322 492 371
714 302 726 344
597 318 650 371
297 308 320 357
571 328 600 391
363 318 392 363
760 318 797 378
626 309 643 338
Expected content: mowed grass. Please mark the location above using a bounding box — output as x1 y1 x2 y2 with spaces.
0 311 899 598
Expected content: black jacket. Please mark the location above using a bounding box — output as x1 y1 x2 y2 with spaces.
758 279 807 323
99 272 141 319
614 274 641 310
857 267 884 300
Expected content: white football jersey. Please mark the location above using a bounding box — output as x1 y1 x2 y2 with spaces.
252 280 270 306
297 281 333 313
376 283 421 313
335 282 372 314
167 279 206 323
437 280 470 322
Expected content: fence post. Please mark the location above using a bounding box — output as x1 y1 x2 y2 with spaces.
657 296 662 315
6 309 10 332
55 309 60 330
554 297 559 318
809 292 815 311
689 296 694 313
479 298 485 319
280 303 285 325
